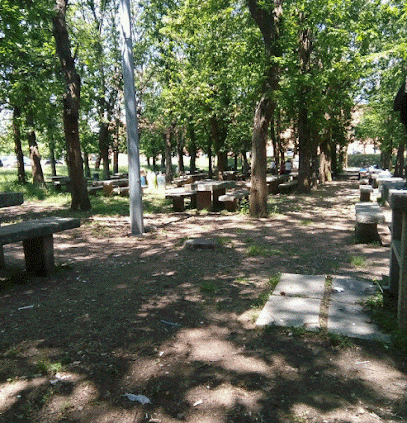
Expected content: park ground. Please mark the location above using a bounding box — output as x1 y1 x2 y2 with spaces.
0 178 406 423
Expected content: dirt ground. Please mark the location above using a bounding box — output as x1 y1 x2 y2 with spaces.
0 178 406 423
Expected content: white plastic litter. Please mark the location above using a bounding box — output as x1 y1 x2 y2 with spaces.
333 287 344 293
124 393 152 404
18 305 34 310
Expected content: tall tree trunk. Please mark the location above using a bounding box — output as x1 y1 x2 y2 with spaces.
247 0 283 217
83 151 91 178
207 144 213 179
52 0 91 211
176 129 185 174
395 141 405 177
189 143 197 174
12 106 26 184
296 19 315 193
250 96 270 216
164 127 173 182
188 121 197 173
319 138 332 183
242 150 250 176
26 111 45 185
99 122 110 180
210 115 228 175
297 106 313 192
49 138 57 177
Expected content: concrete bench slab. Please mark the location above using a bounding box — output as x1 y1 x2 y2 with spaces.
359 185 373 202
165 190 197 212
218 190 249 212
278 180 298 194
355 203 385 243
256 296 321 330
0 217 80 276
184 237 218 249
0 192 24 208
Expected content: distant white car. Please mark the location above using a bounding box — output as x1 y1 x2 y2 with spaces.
1 156 31 167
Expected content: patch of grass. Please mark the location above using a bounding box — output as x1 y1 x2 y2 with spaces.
300 219 312 226
364 292 397 334
238 198 250 214
350 256 367 268
247 244 283 257
235 276 250 285
216 236 232 246
252 291 270 309
392 330 407 354
325 332 353 348
269 273 281 290
200 281 218 294
35 359 63 376
252 273 281 309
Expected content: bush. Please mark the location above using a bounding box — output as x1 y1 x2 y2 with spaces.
347 154 381 168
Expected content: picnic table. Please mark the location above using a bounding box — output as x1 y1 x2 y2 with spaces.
195 180 236 211
0 192 80 276
47 175 71 192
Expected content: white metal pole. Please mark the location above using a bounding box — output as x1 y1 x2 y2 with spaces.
119 0 143 235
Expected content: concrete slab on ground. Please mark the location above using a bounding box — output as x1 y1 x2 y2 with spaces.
272 273 326 299
256 296 321 330
331 276 377 304
256 273 390 343
329 276 390 342
328 301 389 342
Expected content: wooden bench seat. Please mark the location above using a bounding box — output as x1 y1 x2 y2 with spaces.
0 217 80 276
355 202 385 243
218 190 249 212
165 190 197 212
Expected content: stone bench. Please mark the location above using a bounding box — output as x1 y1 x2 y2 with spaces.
165 190 197 212
218 190 249 212
355 202 385 243
278 179 298 194
360 185 373 202
113 186 129 197
266 175 289 194
87 185 103 195
0 217 80 276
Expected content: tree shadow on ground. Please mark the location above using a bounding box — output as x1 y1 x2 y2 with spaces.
0 179 405 422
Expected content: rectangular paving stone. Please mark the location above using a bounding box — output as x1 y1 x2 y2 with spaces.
256 296 321 330
272 273 326 299
328 301 390 342
331 276 377 304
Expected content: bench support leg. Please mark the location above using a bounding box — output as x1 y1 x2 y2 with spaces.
172 197 185 212
196 191 212 210
355 223 381 244
23 235 54 276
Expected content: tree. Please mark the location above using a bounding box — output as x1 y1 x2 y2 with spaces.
52 0 91 211
0 0 53 184
247 0 283 217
